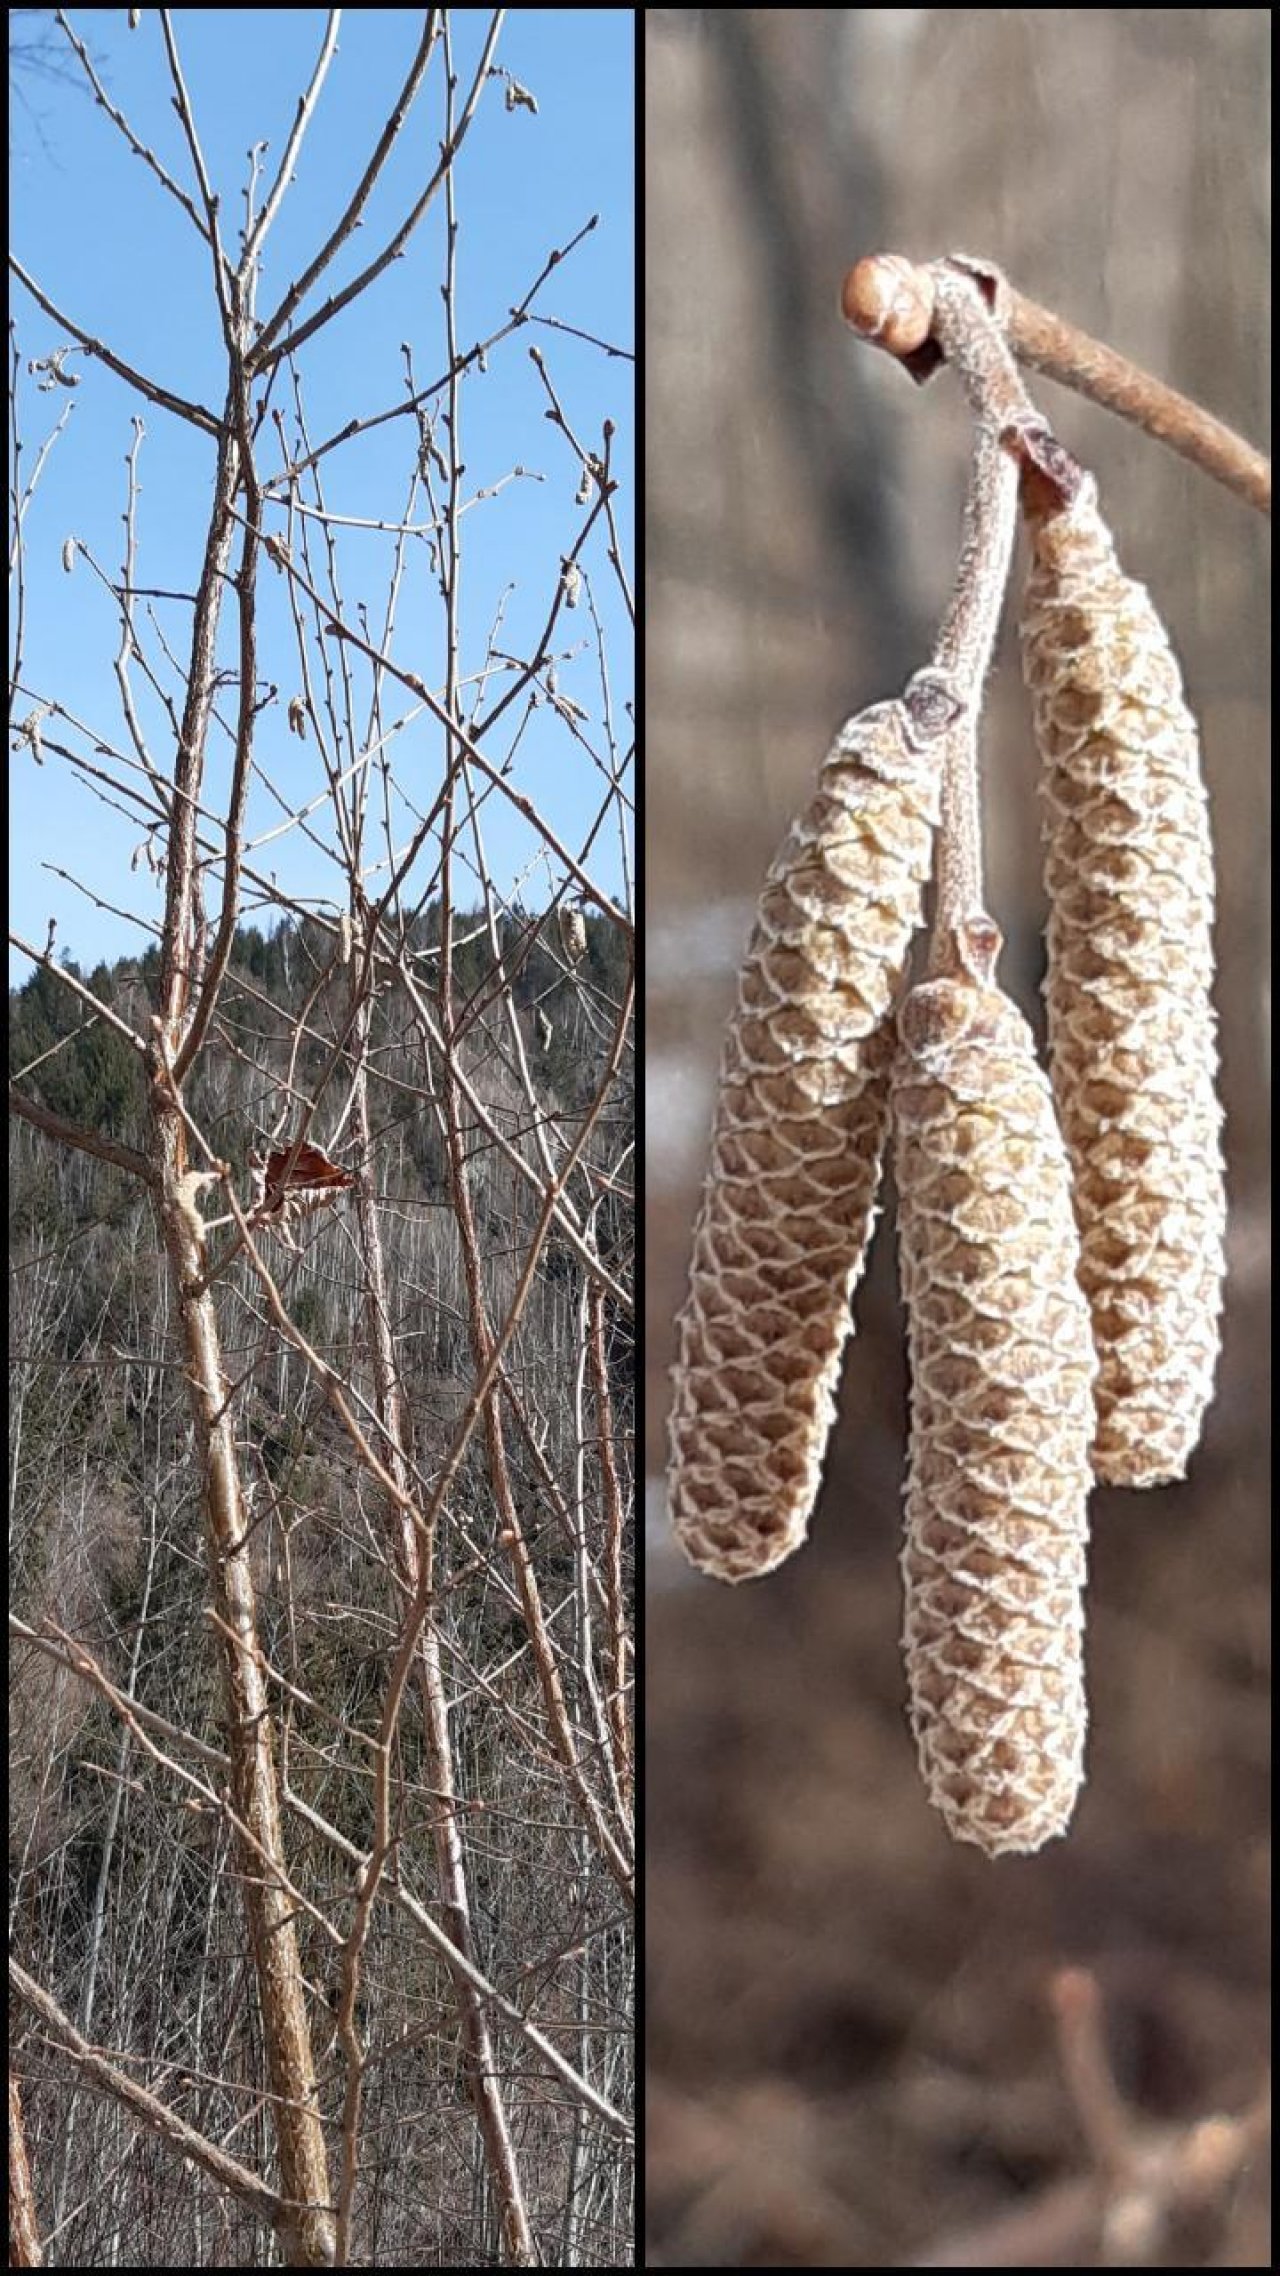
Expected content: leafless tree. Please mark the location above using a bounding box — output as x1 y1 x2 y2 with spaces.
10 14 633 2267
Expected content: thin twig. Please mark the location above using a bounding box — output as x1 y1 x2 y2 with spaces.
239 11 343 273
52 8 211 244
10 257 220 434
8 1086 154 1185
842 251 1271 516
9 1959 290 2239
156 12 235 339
8 930 150 1053
10 1612 630 2139
923 271 1023 952
247 13 441 359
247 11 504 376
1002 274 1271 517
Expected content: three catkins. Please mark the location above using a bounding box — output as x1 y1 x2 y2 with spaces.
668 448 1224 1856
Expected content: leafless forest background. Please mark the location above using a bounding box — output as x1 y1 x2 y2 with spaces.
647 11 1269 2268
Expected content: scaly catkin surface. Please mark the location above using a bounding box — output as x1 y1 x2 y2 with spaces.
1020 479 1226 1486
668 669 963 1582
894 941 1096 1855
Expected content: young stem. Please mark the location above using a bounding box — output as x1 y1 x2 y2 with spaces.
925 276 1022 959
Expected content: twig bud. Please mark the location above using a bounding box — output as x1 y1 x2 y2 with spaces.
840 255 936 358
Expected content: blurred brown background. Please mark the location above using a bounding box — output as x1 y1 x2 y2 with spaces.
647 11 1269 2267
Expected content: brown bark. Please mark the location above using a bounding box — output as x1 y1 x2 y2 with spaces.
8 2070 43 2270
147 382 334 2276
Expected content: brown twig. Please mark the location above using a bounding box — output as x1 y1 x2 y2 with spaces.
10 257 220 435
9 1959 292 2243
53 7 211 243
246 12 503 376
842 252 1271 517
8 930 150 1054
8 1084 155 1186
1002 275 1271 516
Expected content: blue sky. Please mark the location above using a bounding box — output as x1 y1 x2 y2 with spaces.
10 9 634 987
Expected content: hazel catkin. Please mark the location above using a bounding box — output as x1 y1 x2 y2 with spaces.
893 925 1096 1855
558 904 588 964
667 668 964 1582
1019 477 1226 1487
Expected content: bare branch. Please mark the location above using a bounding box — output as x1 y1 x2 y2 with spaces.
8 1085 154 1184
248 10 504 376
52 7 213 242
245 9 429 290
9 257 220 433
9 1960 292 2242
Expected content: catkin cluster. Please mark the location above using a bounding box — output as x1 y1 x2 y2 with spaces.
671 251 1236 1860
893 932 1096 1855
667 669 964 1581
1019 479 1226 1486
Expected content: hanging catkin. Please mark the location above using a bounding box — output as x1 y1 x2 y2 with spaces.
667 668 964 1582
1019 476 1226 1487
893 923 1096 1855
